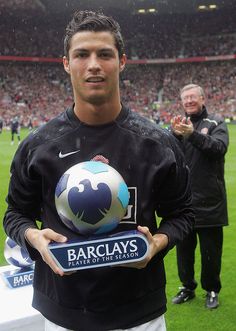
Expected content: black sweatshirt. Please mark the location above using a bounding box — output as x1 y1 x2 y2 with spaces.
4 105 194 331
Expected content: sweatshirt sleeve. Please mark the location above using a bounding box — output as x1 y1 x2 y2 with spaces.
187 120 229 158
3 137 42 259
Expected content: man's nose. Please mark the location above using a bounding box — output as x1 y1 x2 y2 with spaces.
88 54 101 72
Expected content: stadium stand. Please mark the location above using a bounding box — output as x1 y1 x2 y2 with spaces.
0 3 236 127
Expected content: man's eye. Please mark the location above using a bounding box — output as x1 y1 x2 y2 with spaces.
100 53 111 58
77 53 88 58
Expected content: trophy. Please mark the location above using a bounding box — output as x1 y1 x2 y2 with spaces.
48 161 149 271
2 237 34 288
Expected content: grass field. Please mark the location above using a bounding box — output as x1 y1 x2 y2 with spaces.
0 125 235 330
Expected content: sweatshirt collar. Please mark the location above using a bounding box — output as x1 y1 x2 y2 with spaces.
187 105 208 122
66 103 129 128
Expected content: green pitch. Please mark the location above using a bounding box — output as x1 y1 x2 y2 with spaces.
0 128 31 262
0 125 236 330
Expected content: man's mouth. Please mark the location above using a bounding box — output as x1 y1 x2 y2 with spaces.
86 77 105 83
185 103 196 109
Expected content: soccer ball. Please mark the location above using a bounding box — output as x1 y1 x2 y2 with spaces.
4 237 33 268
55 161 130 235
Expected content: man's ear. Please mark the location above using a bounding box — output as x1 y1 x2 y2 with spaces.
63 56 70 74
119 54 127 73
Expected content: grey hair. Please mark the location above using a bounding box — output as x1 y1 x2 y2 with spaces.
180 84 205 98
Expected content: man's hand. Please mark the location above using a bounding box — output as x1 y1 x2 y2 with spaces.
117 225 168 269
25 228 68 276
171 115 194 138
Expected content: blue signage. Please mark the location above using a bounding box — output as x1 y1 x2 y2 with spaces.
2 266 34 288
48 230 149 271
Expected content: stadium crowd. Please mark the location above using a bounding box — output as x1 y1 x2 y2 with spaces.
1 8 236 59
0 60 235 128
0 6 236 128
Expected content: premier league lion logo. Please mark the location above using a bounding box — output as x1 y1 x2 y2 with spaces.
55 161 130 235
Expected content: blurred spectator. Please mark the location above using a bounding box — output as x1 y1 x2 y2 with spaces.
10 115 21 145
0 117 3 133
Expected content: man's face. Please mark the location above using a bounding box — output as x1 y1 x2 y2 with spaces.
181 87 205 115
63 31 126 106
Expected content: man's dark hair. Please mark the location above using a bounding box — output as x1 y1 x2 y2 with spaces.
64 10 125 59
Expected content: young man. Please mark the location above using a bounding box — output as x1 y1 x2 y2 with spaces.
171 84 229 309
4 11 194 331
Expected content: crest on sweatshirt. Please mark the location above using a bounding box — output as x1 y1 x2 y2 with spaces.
91 154 109 164
201 127 209 135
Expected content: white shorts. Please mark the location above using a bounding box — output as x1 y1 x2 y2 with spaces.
45 314 166 331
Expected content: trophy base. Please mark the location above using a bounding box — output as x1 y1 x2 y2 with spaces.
48 230 149 271
1 265 34 288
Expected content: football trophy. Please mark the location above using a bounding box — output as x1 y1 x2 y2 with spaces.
48 161 149 271
2 237 34 288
